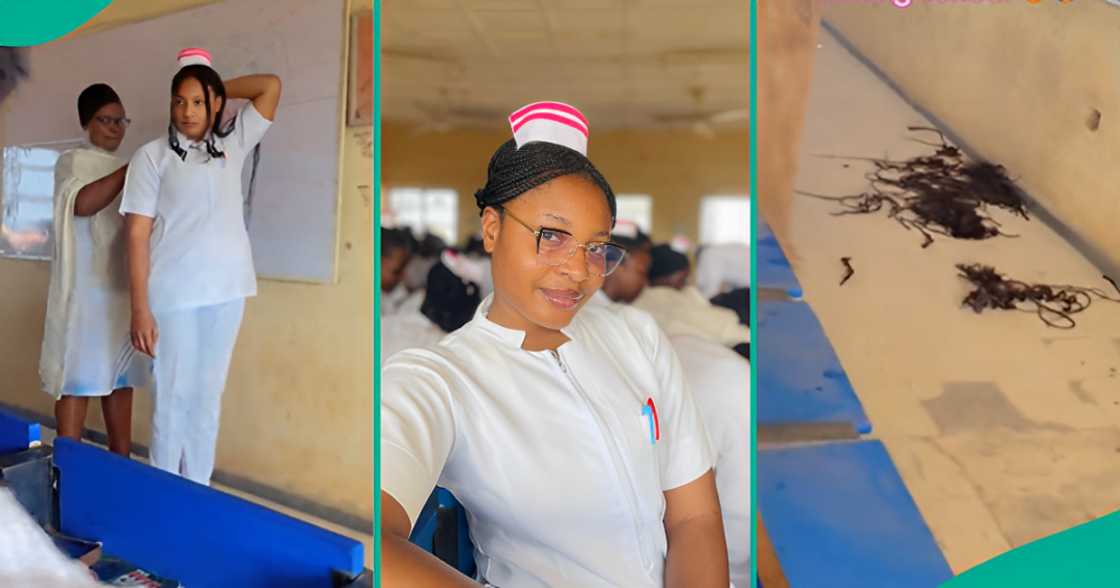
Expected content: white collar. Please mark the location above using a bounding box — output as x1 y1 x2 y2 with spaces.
471 293 580 350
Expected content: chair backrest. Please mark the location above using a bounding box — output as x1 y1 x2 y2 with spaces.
53 438 364 588
0 407 39 455
409 487 476 577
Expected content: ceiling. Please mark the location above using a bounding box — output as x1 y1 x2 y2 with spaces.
383 0 749 131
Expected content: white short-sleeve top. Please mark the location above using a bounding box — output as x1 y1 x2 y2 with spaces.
119 101 271 312
382 295 714 587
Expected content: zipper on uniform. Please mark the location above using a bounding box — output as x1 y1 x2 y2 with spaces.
548 349 654 571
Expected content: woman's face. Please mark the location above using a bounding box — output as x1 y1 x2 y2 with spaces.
171 77 223 141
483 174 612 334
87 102 127 152
381 247 411 292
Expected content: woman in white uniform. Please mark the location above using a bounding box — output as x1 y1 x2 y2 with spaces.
382 102 730 587
121 48 281 485
40 83 150 456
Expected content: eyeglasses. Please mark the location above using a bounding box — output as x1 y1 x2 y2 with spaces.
94 115 131 128
499 206 627 277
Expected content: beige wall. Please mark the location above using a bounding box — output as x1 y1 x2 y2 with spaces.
0 1 371 526
822 2 1120 269
381 122 748 245
757 0 821 250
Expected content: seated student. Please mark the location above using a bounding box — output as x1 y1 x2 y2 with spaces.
633 244 748 347
648 244 691 290
403 232 448 294
381 251 484 362
669 334 751 588
710 288 750 359
695 243 750 299
381 227 414 315
596 220 653 305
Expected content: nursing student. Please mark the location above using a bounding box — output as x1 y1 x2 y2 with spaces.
40 84 150 456
382 102 730 587
121 48 280 485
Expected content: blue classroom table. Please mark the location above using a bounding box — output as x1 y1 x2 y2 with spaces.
758 440 953 587
757 300 871 434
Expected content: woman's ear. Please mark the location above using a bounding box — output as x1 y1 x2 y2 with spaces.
480 207 502 254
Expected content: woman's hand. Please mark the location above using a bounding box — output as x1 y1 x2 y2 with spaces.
131 307 158 357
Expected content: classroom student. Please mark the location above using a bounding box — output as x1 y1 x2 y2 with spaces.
380 251 483 362
120 48 281 485
694 242 749 300
632 246 748 348
382 102 729 587
591 241 751 587
381 227 418 315
40 83 150 456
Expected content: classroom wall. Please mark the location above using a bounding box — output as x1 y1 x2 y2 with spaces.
0 0 372 526
822 2 1120 270
757 0 821 251
381 122 749 245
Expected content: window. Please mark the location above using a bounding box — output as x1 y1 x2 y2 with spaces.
0 141 84 260
615 194 653 234
385 187 459 245
698 195 750 245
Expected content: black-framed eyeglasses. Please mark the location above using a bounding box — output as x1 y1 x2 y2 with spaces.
499 206 627 277
95 115 131 128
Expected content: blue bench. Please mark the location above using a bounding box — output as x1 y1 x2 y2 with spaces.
758 440 952 587
53 438 364 587
0 407 40 455
410 487 476 578
757 300 871 434
756 221 803 297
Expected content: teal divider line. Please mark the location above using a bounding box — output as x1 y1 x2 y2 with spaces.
0 1 110 46
748 0 758 586
941 510 1120 586
372 0 383 585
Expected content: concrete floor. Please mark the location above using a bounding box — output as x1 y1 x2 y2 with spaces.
37 427 374 568
767 28 1120 575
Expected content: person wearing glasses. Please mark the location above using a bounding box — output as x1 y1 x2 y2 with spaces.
121 48 281 484
40 83 149 456
382 102 730 588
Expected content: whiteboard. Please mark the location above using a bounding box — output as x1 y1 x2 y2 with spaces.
1 0 345 283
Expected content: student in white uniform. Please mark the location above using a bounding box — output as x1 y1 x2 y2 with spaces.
597 222 652 305
668 335 751 588
695 243 750 299
381 227 415 315
380 253 482 362
592 261 751 587
382 102 729 588
121 48 281 485
40 83 150 456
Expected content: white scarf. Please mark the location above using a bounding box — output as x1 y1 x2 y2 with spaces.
39 145 124 398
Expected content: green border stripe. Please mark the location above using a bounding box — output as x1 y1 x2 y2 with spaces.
748 0 758 586
372 0 383 584
0 1 110 47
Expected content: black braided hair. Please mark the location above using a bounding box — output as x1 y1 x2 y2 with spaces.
474 139 616 224
77 83 121 128
421 258 482 333
169 64 233 162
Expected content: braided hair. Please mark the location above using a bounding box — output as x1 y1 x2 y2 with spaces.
474 139 616 224
168 64 233 161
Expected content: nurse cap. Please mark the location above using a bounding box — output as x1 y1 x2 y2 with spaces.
177 47 213 68
508 101 590 156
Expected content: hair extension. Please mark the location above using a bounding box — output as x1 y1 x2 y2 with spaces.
799 126 1028 248
956 263 1120 329
77 83 121 128
168 64 232 161
474 139 616 224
